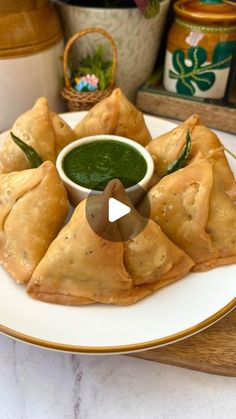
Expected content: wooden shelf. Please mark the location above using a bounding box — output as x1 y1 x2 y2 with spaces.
136 84 236 134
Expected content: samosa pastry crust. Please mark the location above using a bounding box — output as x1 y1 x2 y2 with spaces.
147 114 200 179
112 179 194 287
139 156 236 271
190 125 236 201
74 88 152 146
49 110 77 154
27 180 193 306
0 161 68 284
147 114 236 199
0 97 76 174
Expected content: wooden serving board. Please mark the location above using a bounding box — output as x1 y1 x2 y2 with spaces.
130 309 236 376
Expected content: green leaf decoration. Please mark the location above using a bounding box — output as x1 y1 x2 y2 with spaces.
134 0 160 18
188 46 207 69
10 132 43 168
163 129 192 177
172 49 190 74
191 72 215 91
144 1 160 18
212 41 236 69
176 77 195 96
72 44 112 91
169 41 235 96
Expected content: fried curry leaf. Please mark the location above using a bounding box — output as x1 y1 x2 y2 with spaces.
10 131 43 168
163 129 191 177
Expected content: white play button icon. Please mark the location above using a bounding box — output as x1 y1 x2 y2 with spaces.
85 179 150 241
108 198 131 222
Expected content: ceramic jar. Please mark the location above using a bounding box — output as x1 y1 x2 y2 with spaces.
0 0 65 131
164 0 236 99
55 0 170 102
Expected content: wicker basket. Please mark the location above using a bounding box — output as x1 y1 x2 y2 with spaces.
61 27 117 111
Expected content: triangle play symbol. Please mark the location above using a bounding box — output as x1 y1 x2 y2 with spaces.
108 197 131 223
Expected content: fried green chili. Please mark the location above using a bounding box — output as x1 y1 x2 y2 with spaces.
163 129 191 177
10 131 43 168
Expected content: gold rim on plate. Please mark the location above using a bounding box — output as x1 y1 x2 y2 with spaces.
0 298 235 353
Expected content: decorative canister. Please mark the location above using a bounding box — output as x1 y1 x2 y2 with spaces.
55 0 170 102
0 0 65 131
163 0 236 99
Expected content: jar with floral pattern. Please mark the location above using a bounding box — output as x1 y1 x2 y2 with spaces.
164 0 236 99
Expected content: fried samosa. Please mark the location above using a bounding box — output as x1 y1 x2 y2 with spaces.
191 124 236 201
114 180 194 287
139 155 236 271
0 97 76 174
147 114 200 179
0 161 68 284
27 179 193 305
74 88 151 146
146 114 236 199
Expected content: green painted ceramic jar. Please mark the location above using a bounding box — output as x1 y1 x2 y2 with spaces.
164 0 236 98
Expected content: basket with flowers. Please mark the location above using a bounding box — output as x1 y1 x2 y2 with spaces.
61 27 117 111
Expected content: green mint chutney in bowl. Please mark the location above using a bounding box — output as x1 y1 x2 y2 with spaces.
56 135 154 206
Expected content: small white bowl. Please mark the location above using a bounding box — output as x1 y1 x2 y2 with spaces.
56 134 154 206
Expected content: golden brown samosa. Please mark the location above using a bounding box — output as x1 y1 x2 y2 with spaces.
191 124 236 201
0 161 68 284
74 88 151 146
139 155 236 271
147 114 236 199
27 179 193 306
0 97 76 174
114 180 194 287
147 114 200 179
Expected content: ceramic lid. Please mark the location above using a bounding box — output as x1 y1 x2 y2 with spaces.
0 2 62 58
174 0 236 24
0 0 47 12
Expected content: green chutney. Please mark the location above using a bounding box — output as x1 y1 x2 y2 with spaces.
62 139 147 190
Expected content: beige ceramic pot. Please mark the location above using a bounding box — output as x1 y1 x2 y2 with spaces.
55 0 170 101
0 0 65 131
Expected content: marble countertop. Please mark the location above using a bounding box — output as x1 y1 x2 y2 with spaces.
0 332 236 419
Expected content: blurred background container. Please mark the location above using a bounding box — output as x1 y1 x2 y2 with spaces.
164 0 236 99
0 0 65 131
55 0 170 102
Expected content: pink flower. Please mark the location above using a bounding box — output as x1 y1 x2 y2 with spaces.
81 74 99 87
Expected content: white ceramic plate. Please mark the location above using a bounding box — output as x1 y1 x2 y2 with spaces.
0 113 235 354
